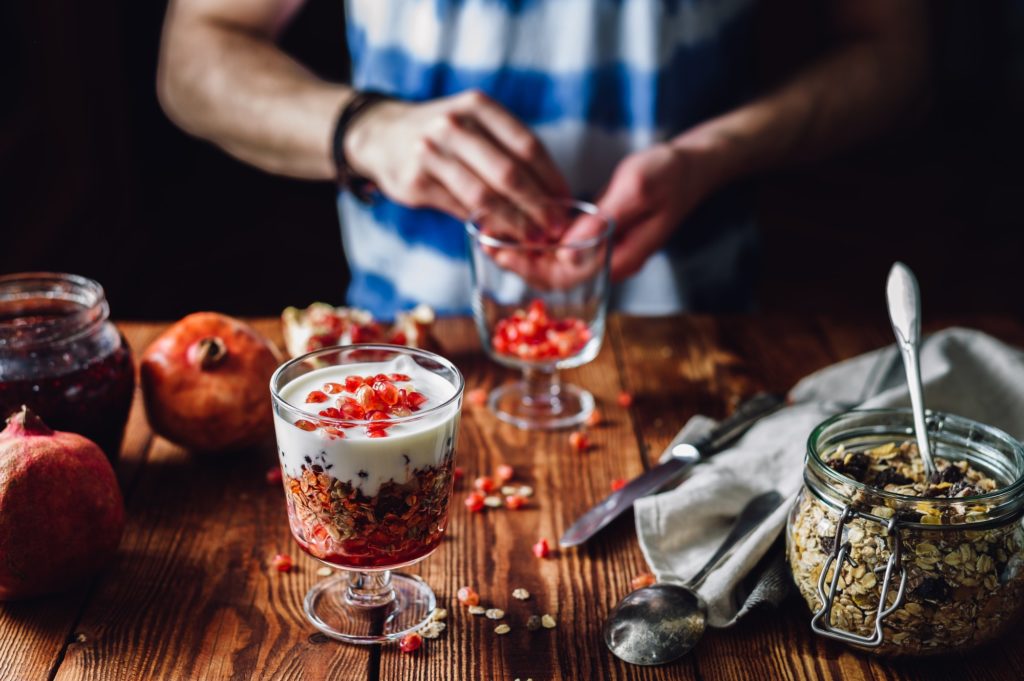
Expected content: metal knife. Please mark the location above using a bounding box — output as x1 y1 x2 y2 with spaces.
559 393 785 548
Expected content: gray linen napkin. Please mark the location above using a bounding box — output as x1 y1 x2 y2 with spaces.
634 327 1024 628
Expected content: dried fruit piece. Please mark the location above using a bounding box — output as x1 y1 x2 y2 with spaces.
496 464 515 482
532 538 550 559
617 391 633 408
526 615 541 631
541 614 556 629
468 605 486 615
465 493 485 513
494 624 511 635
272 553 293 573
457 586 480 607
568 431 589 452
467 388 488 407
505 495 528 510
512 588 530 600
630 572 656 590
610 478 627 492
474 476 496 493
485 608 505 620
399 632 423 653
266 467 283 485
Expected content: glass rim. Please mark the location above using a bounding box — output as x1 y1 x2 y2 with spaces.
269 343 465 427
0 271 109 347
464 198 616 252
807 407 1024 505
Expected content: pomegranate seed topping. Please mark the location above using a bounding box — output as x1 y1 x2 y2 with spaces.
293 419 317 431
323 427 347 439
466 387 488 408
532 538 550 559
617 391 634 408
389 373 411 382
344 375 364 392
373 373 390 384
630 572 656 590
586 409 603 427
374 380 400 406
305 390 329 404
505 495 527 510
266 467 283 485
367 427 389 438
355 385 376 410
473 476 495 493
406 391 428 410
323 382 345 394
569 430 589 452
318 407 342 419
341 401 366 420
453 466 465 482
610 478 627 492
457 586 480 606
464 492 485 512
271 553 293 572
399 632 423 654
495 464 514 482
366 410 389 421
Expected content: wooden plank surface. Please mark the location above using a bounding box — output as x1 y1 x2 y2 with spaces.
2 315 1023 680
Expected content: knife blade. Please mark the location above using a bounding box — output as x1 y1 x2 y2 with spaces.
559 393 785 548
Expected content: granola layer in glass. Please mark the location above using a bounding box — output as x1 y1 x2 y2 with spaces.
787 440 1024 655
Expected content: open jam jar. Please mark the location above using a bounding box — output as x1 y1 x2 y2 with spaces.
0 273 134 462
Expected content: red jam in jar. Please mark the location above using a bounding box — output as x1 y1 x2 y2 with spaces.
0 273 134 462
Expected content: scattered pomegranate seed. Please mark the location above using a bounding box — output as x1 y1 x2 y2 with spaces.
457 586 480 606
495 464 514 482
474 476 495 493
389 373 412 382
610 478 627 492
467 388 487 407
465 492 485 512
399 632 423 653
569 430 589 452
305 390 329 404
266 467 283 485
586 409 603 427
271 553 293 573
491 299 591 361
505 495 528 510
323 382 345 394
453 466 465 482
532 538 550 559
617 391 634 408
293 419 317 431
630 572 656 590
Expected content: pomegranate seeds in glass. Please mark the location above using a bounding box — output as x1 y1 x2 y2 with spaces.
466 199 613 430
270 344 464 645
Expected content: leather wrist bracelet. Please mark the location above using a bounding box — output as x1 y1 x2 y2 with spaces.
331 90 394 202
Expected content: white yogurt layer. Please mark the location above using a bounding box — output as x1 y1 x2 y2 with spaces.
273 355 460 496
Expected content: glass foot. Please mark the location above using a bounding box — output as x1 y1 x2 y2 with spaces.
489 380 594 430
304 571 436 644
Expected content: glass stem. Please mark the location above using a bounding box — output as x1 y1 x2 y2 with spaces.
344 570 396 608
521 366 562 412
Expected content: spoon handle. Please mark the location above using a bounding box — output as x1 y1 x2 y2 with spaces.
885 262 937 477
688 490 783 588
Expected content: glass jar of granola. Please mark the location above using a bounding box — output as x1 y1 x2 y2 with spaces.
787 409 1024 655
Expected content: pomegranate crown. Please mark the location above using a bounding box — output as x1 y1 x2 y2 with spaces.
5 405 54 435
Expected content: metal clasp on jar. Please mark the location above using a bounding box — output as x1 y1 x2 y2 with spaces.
810 504 908 647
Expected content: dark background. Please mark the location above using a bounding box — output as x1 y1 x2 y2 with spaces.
2 0 1023 320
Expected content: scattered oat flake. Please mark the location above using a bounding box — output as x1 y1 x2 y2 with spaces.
617 391 634 408
467 387 488 407
399 632 423 653
468 605 486 615
541 614 556 629
500 485 518 496
432 608 448 621
518 485 534 498
421 621 446 639
316 566 333 577
271 553 293 572
610 478 627 492
494 624 511 635
586 409 603 427
485 608 505 620
512 588 530 600
630 572 656 590
484 495 503 508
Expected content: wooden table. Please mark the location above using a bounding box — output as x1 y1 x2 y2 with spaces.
4 314 1024 681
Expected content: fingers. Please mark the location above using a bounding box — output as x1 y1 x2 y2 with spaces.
609 215 672 282
418 139 493 220
460 91 570 198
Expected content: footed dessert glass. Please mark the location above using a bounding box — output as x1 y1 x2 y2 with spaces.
270 344 463 644
466 199 613 430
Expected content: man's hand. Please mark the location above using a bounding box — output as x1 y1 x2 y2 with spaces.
596 141 724 282
344 90 569 221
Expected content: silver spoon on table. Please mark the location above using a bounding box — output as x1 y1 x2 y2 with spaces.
603 489 783 666
886 262 937 477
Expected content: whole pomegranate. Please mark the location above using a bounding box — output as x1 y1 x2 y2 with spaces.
141 312 282 452
0 407 125 600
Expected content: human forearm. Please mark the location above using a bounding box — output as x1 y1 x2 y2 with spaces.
158 6 352 180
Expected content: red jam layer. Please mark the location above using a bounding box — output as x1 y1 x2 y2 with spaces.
491 299 590 361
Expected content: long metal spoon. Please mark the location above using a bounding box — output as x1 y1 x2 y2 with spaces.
885 262 937 477
603 490 783 666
